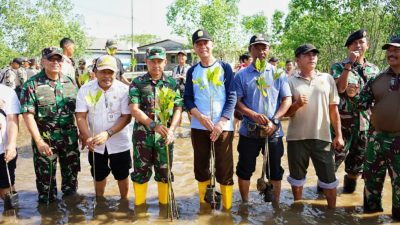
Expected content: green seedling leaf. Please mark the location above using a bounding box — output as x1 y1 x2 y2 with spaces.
155 87 180 126
255 58 267 72
78 72 90 86
42 131 50 141
95 90 102 102
206 67 223 88
193 77 206 90
85 90 103 107
256 76 270 97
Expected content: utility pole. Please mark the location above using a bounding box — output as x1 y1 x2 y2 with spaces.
131 0 134 71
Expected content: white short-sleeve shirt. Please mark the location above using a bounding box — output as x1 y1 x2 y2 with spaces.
76 80 132 154
0 84 21 154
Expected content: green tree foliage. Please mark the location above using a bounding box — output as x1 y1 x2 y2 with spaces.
0 0 88 67
271 0 400 72
241 12 268 37
119 34 160 46
166 0 243 61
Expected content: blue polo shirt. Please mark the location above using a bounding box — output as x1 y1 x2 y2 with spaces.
234 63 292 137
184 60 236 131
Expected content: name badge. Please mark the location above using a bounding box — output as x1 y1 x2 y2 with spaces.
107 112 118 122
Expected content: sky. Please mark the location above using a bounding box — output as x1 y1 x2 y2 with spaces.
70 0 290 40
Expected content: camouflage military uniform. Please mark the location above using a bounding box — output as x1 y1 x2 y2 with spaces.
358 68 400 217
331 60 379 175
3 68 27 94
129 73 182 184
20 70 80 203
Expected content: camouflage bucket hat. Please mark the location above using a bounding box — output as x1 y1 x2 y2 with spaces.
147 46 166 60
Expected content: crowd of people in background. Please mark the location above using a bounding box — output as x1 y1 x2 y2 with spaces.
0 28 399 221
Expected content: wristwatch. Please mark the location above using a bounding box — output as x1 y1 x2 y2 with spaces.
149 121 157 131
271 118 280 126
106 128 114 137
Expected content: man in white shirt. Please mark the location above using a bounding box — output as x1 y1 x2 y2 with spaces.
76 55 132 199
0 84 20 201
60 38 76 80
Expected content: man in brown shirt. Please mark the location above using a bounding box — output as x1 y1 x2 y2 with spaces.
358 36 400 220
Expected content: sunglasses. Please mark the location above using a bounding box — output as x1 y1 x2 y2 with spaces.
47 57 63 63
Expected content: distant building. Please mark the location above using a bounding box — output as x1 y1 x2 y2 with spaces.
136 39 192 71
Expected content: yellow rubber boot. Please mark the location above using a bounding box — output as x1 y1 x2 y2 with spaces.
157 182 168 205
133 182 148 205
198 180 210 204
220 184 233 210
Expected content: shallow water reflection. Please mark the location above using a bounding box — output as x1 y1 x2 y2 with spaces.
0 120 398 224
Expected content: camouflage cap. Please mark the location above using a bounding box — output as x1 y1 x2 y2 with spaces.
96 55 118 72
147 46 166 60
345 29 367 47
382 36 400 50
41 47 63 59
105 39 118 48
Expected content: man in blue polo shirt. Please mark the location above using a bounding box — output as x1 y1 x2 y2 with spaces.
234 34 292 204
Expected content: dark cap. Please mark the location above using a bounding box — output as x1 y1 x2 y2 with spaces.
12 58 23 66
177 50 187 56
20 57 29 63
268 57 279 63
345 29 367 47
382 36 400 50
249 34 269 46
147 46 166 60
29 58 36 65
78 58 86 65
41 47 63 59
192 29 212 44
295 44 320 57
105 39 118 48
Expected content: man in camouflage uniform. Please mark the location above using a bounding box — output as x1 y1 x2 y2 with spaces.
330 29 380 193
129 46 182 206
2 58 28 98
20 47 80 203
358 36 400 220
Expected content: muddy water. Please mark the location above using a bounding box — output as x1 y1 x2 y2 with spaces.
0 116 398 224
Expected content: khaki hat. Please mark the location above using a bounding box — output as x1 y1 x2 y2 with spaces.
96 55 118 72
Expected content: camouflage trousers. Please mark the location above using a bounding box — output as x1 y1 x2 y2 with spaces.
334 127 367 175
363 130 400 215
32 141 80 203
131 129 173 184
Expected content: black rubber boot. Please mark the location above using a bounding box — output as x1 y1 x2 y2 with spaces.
393 207 400 221
343 175 357 193
363 194 383 213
